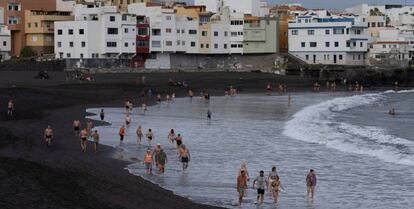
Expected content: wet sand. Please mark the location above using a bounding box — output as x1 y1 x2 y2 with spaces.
0 71 318 209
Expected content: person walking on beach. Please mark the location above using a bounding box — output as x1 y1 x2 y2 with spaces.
306 169 317 198
179 144 190 170
119 125 126 142
237 169 248 207
92 130 99 153
7 100 14 117
144 149 153 174
207 109 212 120
136 125 143 145
239 161 250 181
86 120 93 137
268 166 278 190
156 149 167 175
44 125 53 147
100 109 105 121
168 129 176 144
175 133 183 148
125 114 131 127
253 170 268 205
73 120 80 137
270 175 284 204
80 128 88 153
146 129 153 146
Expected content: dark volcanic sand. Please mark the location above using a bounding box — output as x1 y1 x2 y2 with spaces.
0 71 392 209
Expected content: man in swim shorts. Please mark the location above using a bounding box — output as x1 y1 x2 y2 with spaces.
175 133 182 148
73 120 80 137
253 170 268 205
44 125 53 147
179 144 190 170
306 169 317 198
156 148 167 175
237 170 248 206
80 128 88 152
92 130 99 153
146 129 153 146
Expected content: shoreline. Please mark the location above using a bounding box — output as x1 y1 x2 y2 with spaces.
0 71 412 209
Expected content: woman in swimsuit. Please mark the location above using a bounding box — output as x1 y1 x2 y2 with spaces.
146 129 153 146
168 129 176 144
270 175 284 204
136 125 143 145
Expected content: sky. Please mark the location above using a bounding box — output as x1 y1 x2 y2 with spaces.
185 0 414 10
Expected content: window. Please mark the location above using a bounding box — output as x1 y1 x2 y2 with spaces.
189 30 197 35
214 43 218 49
355 29 361 35
325 42 330 47
80 53 84 59
358 54 361 60
166 28 172 33
339 55 343 60
238 44 243 48
346 28 349 34
166 41 172 46
202 31 208 36
231 44 237 48
81 42 86 47
107 28 118 35
224 44 227 49
224 31 228 37
230 20 243 25
371 22 376 27
177 41 181 46
310 42 317 47
57 42 62 48
200 44 204 48
301 42 305 47
107 42 117 47
291 30 298 35
206 44 210 48
166 16 172 20
353 42 356 47
79 29 84 35
307 30 314 35
28 23 31 28
7 16 19 25
214 31 218 37
346 42 350 47
124 28 129 33
383 44 386 48
69 42 74 47
181 29 185 33
35 22 38 28
66 53 71 58
378 22 384 27
68 29 73 35
152 29 161 36
58 29 63 35
238 32 243 36
138 28 148 35
122 14 127 21
325 30 330 35
191 42 196 47
360 42 363 47
110 16 115 22
8 3 20 11
182 41 185 46
137 41 149 47
305 55 309 60
335 42 339 47
124 42 129 47
177 29 180 34
333 28 344 34
231 32 237 37
152 41 161 48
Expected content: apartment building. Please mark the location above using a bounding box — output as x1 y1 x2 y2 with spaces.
243 16 278 54
368 29 411 65
195 0 260 16
54 4 135 59
288 10 369 65
0 7 11 60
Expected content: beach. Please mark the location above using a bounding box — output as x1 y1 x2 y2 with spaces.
0 71 316 209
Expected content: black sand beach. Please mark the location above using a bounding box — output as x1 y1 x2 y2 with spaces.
0 71 411 209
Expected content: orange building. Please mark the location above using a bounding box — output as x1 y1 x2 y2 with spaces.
0 0 57 57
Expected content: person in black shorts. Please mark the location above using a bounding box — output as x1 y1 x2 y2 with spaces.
100 109 105 120
175 133 183 148
253 170 268 205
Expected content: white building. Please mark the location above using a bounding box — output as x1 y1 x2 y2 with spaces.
0 7 11 61
288 10 369 65
229 10 244 54
175 15 199 54
346 4 414 27
54 4 136 59
195 0 260 16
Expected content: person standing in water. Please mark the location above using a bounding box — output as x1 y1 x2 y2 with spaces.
253 170 268 205
175 133 183 148
168 129 176 144
207 109 212 120
125 114 131 127
270 175 284 204
44 125 53 147
268 166 278 190
143 149 153 174
141 103 147 114
136 125 143 145
73 120 80 137
179 144 190 170
100 109 105 120
306 169 317 198
86 120 93 137
7 100 14 117
92 130 99 153
239 161 250 181
119 125 126 142
80 128 88 153
237 170 248 207
146 129 154 146
156 148 167 175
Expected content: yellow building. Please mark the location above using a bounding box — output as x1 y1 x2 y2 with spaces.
106 0 151 11
175 5 206 20
25 10 73 56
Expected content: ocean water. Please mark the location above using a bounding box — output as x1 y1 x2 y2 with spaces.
86 90 414 209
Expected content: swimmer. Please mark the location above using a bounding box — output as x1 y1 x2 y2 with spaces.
44 125 53 147
237 169 248 207
168 129 176 144
143 149 153 174
73 120 81 137
389 108 396 116
136 125 143 145
80 128 88 152
306 169 317 198
253 170 268 205
100 109 105 120
92 130 99 153
7 100 14 117
125 114 131 127
207 109 212 120
146 129 153 146
179 144 191 170
270 175 284 204
175 133 183 148
119 125 126 142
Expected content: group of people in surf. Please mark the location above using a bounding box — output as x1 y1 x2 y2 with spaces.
265 84 288 95
237 162 317 206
